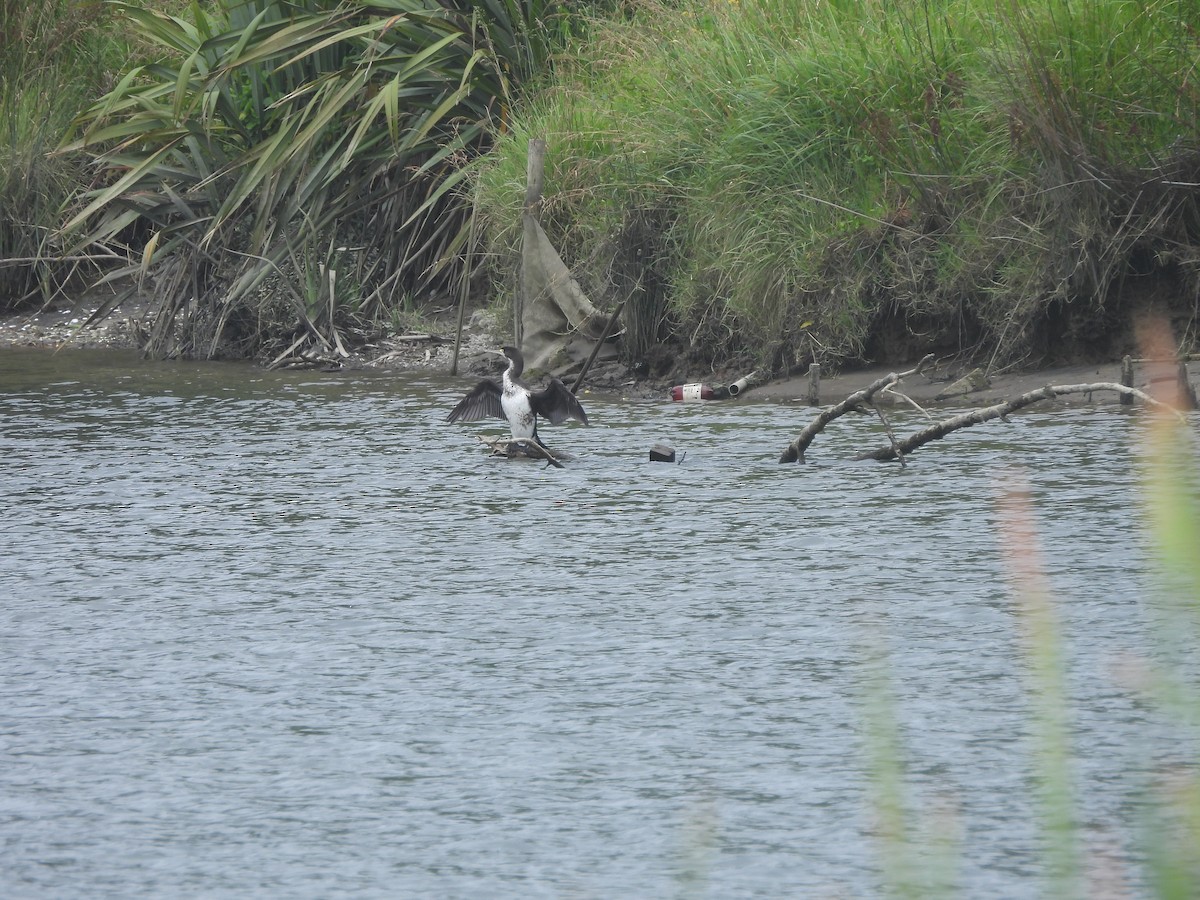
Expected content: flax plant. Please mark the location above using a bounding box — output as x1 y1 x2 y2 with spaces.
61 0 575 359
998 483 1084 898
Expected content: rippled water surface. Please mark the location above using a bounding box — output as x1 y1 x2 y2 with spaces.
1 348 1194 897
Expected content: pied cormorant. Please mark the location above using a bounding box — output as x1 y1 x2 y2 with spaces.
447 345 588 447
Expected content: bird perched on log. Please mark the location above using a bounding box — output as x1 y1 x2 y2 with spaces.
447 345 588 447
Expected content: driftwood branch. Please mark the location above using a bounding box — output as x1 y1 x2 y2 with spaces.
856 382 1184 462
571 297 625 394
478 435 566 468
880 384 932 418
872 405 906 468
779 354 934 463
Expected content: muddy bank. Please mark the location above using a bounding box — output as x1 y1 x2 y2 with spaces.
2 296 1195 410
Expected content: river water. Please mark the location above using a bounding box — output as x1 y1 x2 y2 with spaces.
1 348 1196 898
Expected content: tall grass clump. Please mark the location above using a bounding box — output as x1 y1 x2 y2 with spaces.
473 0 1200 376
0 1 127 311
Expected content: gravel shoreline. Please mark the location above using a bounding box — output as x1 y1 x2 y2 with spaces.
0 298 147 352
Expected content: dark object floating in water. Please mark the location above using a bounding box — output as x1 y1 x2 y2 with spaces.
649 443 677 463
447 345 588 448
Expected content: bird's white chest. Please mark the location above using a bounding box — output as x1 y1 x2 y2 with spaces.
501 382 536 438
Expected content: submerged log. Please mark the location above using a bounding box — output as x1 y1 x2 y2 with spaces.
477 435 567 468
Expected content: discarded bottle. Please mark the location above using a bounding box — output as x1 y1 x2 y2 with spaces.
669 382 715 402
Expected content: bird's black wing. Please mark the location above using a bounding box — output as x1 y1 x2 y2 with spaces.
447 379 504 422
529 378 589 426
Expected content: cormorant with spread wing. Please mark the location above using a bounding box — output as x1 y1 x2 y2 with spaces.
447 345 588 447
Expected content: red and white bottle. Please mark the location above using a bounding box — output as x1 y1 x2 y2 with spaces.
669 382 715 402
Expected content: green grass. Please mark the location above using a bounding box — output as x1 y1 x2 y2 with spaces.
472 0 1200 374
0 68 84 309
0 1 115 309
0 0 207 311
8 0 1200 367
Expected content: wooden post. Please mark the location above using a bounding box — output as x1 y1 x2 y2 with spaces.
518 138 547 347
1179 360 1198 410
1120 355 1134 405
806 363 821 406
524 138 546 215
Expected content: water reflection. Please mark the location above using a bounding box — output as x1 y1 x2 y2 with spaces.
0 348 1187 897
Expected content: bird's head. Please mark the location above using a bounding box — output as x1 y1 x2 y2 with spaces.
497 345 524 376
